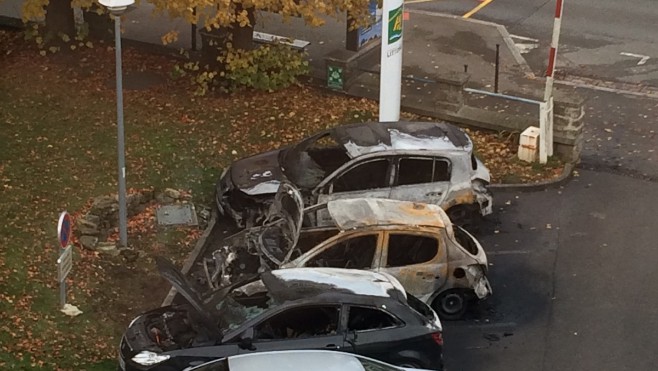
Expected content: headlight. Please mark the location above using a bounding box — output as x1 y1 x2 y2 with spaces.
131 351 171 366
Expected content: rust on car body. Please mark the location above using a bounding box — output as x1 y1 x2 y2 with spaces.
196 189 492 320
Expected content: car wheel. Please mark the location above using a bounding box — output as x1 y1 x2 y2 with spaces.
432 289 468 320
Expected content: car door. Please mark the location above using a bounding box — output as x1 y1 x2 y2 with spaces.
314 158 393 224
292 232 382 270
342 304 405 363
238 305 345 354
378 231 448 303
389 157 451 205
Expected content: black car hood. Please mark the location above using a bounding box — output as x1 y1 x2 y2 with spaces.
229 150 287 195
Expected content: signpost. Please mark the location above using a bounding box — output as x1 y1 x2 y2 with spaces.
379 0 404 122
57 211 73 309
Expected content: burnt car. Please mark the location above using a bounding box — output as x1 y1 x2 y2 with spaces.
196 185 491 320
216 121 492 228
119 259 444 371
184 350 437 371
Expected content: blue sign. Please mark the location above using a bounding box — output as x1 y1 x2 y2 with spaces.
57 211 72 249
358 0 383 49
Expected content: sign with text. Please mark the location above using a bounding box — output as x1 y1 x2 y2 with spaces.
57 245 73 283
387 5 403 45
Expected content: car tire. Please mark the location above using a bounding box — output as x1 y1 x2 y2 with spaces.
432 289 468 320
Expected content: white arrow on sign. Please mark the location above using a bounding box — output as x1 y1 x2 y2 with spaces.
510 34 539 54
620 52 650 65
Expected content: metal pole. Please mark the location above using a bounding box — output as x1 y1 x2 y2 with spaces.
114 15 128 247
60 279 66 309
544 0 564 102
379 0 404 122
494 44 500 93
191 7 197 51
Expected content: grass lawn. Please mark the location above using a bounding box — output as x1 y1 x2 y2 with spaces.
0 28 563 370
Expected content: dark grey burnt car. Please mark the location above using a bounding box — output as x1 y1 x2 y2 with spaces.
216 121 493 228
119 259 444 371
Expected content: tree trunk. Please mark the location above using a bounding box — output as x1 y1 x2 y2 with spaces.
83 5 114 41
44 0 75 39
228 4 256 51
200 3 256 68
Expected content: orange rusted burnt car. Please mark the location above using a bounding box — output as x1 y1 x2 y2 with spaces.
194 185 492 320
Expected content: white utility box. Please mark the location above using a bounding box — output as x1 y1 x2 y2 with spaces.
518 126 540 163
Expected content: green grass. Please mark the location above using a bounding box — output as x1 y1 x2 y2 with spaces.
0 30 386 370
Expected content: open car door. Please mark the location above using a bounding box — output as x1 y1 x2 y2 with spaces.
255 182 305 266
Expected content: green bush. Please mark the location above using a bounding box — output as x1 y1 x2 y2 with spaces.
222 43 310 92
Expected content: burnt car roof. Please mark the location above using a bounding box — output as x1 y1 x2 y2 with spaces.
263 268 407 303
330 121 472 158
326 198 450 230
158 256 408 317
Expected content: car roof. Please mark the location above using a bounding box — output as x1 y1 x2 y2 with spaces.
191 350 430 371
326 198 449 230
264 268 407 302
330 121 472 158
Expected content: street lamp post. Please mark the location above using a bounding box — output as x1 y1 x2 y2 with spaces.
99 0 135 248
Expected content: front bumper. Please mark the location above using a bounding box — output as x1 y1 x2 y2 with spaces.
466 265 492 299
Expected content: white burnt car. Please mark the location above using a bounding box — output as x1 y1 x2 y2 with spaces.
215 121 493 228
194 185 492 320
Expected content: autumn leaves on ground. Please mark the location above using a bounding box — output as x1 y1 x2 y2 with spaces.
0 28 563 370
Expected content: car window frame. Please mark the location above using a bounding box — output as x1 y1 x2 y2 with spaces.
315 155 394 195
251 304 344 342
381 229 444 268
379 229 438 269
345 304 405 333
393 156 453 186
293 231 384 269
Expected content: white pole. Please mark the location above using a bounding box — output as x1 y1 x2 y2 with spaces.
542 0 564 158
379 0 404 122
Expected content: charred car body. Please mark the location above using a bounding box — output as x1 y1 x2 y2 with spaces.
215 121 493 228
195 186 492 320
119 260 444 371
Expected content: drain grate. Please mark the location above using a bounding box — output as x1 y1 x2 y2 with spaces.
156 204 199 226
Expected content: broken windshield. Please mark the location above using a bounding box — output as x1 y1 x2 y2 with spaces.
215 280 276 332
281 132 350 189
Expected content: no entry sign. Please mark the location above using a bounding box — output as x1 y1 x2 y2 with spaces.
57 211 72 249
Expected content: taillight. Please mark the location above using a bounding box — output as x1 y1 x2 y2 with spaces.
431 331 444 346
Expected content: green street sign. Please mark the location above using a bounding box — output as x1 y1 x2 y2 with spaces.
327 65 344 90
387 5 403 45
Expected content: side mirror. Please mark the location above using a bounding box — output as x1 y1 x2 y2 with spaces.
238 328 256 351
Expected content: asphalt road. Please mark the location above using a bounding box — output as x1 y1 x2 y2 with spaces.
443 169 658 371
408 0 658 86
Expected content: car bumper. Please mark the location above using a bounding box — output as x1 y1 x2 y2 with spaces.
466 265 492 299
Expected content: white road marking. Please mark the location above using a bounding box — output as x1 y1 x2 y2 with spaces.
509 34 539 54
620 52 650 65
510 34 539 42
556 79 658 99
448 321 518 329
487 250 534 255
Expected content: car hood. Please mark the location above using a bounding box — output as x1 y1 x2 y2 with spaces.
155 256 232 332
229 149 287 195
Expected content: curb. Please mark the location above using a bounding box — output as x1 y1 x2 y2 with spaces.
161 207 218 307
489 162 575 192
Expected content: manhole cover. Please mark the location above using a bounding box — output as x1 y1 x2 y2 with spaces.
156 204 198 226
